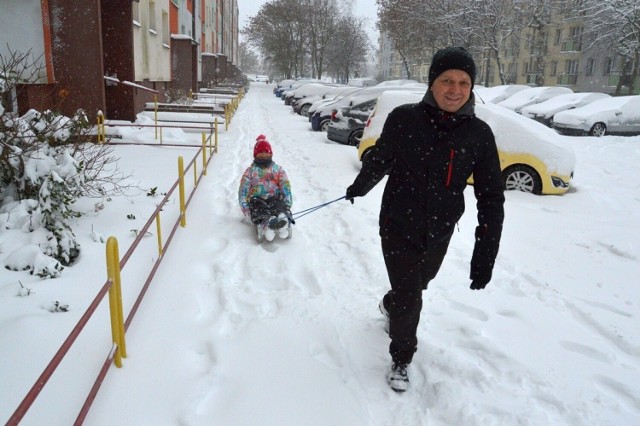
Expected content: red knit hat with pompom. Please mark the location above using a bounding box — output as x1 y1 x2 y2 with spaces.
254 139 273 157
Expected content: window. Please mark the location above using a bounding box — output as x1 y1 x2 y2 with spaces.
149 1 157 33
603 58 613 76
555 29 562 45
162 10 169 46
585 59 595 76
565 60 579 75
550 61 558 76
132 2 140 25
570 26 583 51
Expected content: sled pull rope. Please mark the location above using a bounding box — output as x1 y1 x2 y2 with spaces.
290 196 346 222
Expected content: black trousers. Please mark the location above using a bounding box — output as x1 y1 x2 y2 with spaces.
249 197 289 224
381 232 449 365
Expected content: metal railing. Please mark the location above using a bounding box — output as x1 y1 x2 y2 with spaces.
5 124 220 425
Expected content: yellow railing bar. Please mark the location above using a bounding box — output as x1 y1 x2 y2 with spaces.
155 214 163 255
106 237 126 367
178 156 186 227
202 132 207 176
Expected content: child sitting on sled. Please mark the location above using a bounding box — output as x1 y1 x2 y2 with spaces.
238 135 293 241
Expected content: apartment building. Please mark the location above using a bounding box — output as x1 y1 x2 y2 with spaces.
0 0 239 121
378 18 638 96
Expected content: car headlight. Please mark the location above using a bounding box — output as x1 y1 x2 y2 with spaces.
551 176 569 188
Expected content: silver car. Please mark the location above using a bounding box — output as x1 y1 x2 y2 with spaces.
552 95 640 136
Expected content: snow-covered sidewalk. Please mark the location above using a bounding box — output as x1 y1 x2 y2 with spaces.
2 82 639 425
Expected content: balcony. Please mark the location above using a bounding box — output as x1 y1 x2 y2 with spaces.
607 73 640 94
561 40 582 52
557 74 578 85
526 74 539 84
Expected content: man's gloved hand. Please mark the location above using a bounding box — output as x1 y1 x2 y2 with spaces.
470 280 489 290
346 185 357 204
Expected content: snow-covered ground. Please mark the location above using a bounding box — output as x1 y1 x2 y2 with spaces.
1 82 639 425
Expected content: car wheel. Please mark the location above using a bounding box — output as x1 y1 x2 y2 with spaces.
503 165 542 195
589 122 607 137
349 129 364 146
300 104 310 116
320 119 331 132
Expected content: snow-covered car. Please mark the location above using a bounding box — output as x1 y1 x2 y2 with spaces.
474 84 530 104
326 99 378 146
552 95 640 137
286 83 344 110
281 79 322 103
358 91 576 195
497 86 574 114
255 75 270 83
521 92 611 127
274 79 296 97
347 77 378 87
306 87 362 119
310 83 427 131
293 85 354 117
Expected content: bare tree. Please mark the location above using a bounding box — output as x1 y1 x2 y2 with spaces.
326 16 370 83
303 0 340 79
376 0 440 79
457 0 532 86
243 0 308 79
574 0 640 95
238 42 261 74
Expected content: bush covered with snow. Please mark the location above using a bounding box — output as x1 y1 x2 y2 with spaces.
0 108 93 277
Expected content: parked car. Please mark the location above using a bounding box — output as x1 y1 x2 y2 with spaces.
255 75 270 83
474 84 530 104
306 87 362 120
497 86 573 113
293 86 354 116
310 84 427 131
326 99 378 146
358 91 575 195
274 79 296 97
286 83 344 110
347 77 378 87
280 79 320 101
376 79 420 86
552 95 640 136
521 92 611 127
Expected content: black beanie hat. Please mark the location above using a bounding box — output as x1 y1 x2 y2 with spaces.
428 47 476 88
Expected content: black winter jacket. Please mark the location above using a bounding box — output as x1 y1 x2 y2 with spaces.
349 91 505 283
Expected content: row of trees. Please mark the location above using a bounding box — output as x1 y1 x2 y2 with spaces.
376 0 640 94
241 0 372 82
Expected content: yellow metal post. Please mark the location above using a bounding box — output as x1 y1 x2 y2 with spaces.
96 112 105 144
193 161 197 184
155 214 163 255
178 156 186 227
154 95 158 140
214 118 219 153
202 132 207 175
106 237 126 366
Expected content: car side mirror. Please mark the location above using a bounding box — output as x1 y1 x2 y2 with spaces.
615 111 622 116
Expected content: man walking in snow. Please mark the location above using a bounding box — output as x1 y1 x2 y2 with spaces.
346 47 505 392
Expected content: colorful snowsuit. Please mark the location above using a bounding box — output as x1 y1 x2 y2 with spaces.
238 161 292 223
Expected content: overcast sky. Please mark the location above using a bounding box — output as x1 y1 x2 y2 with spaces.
237 0 379 42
